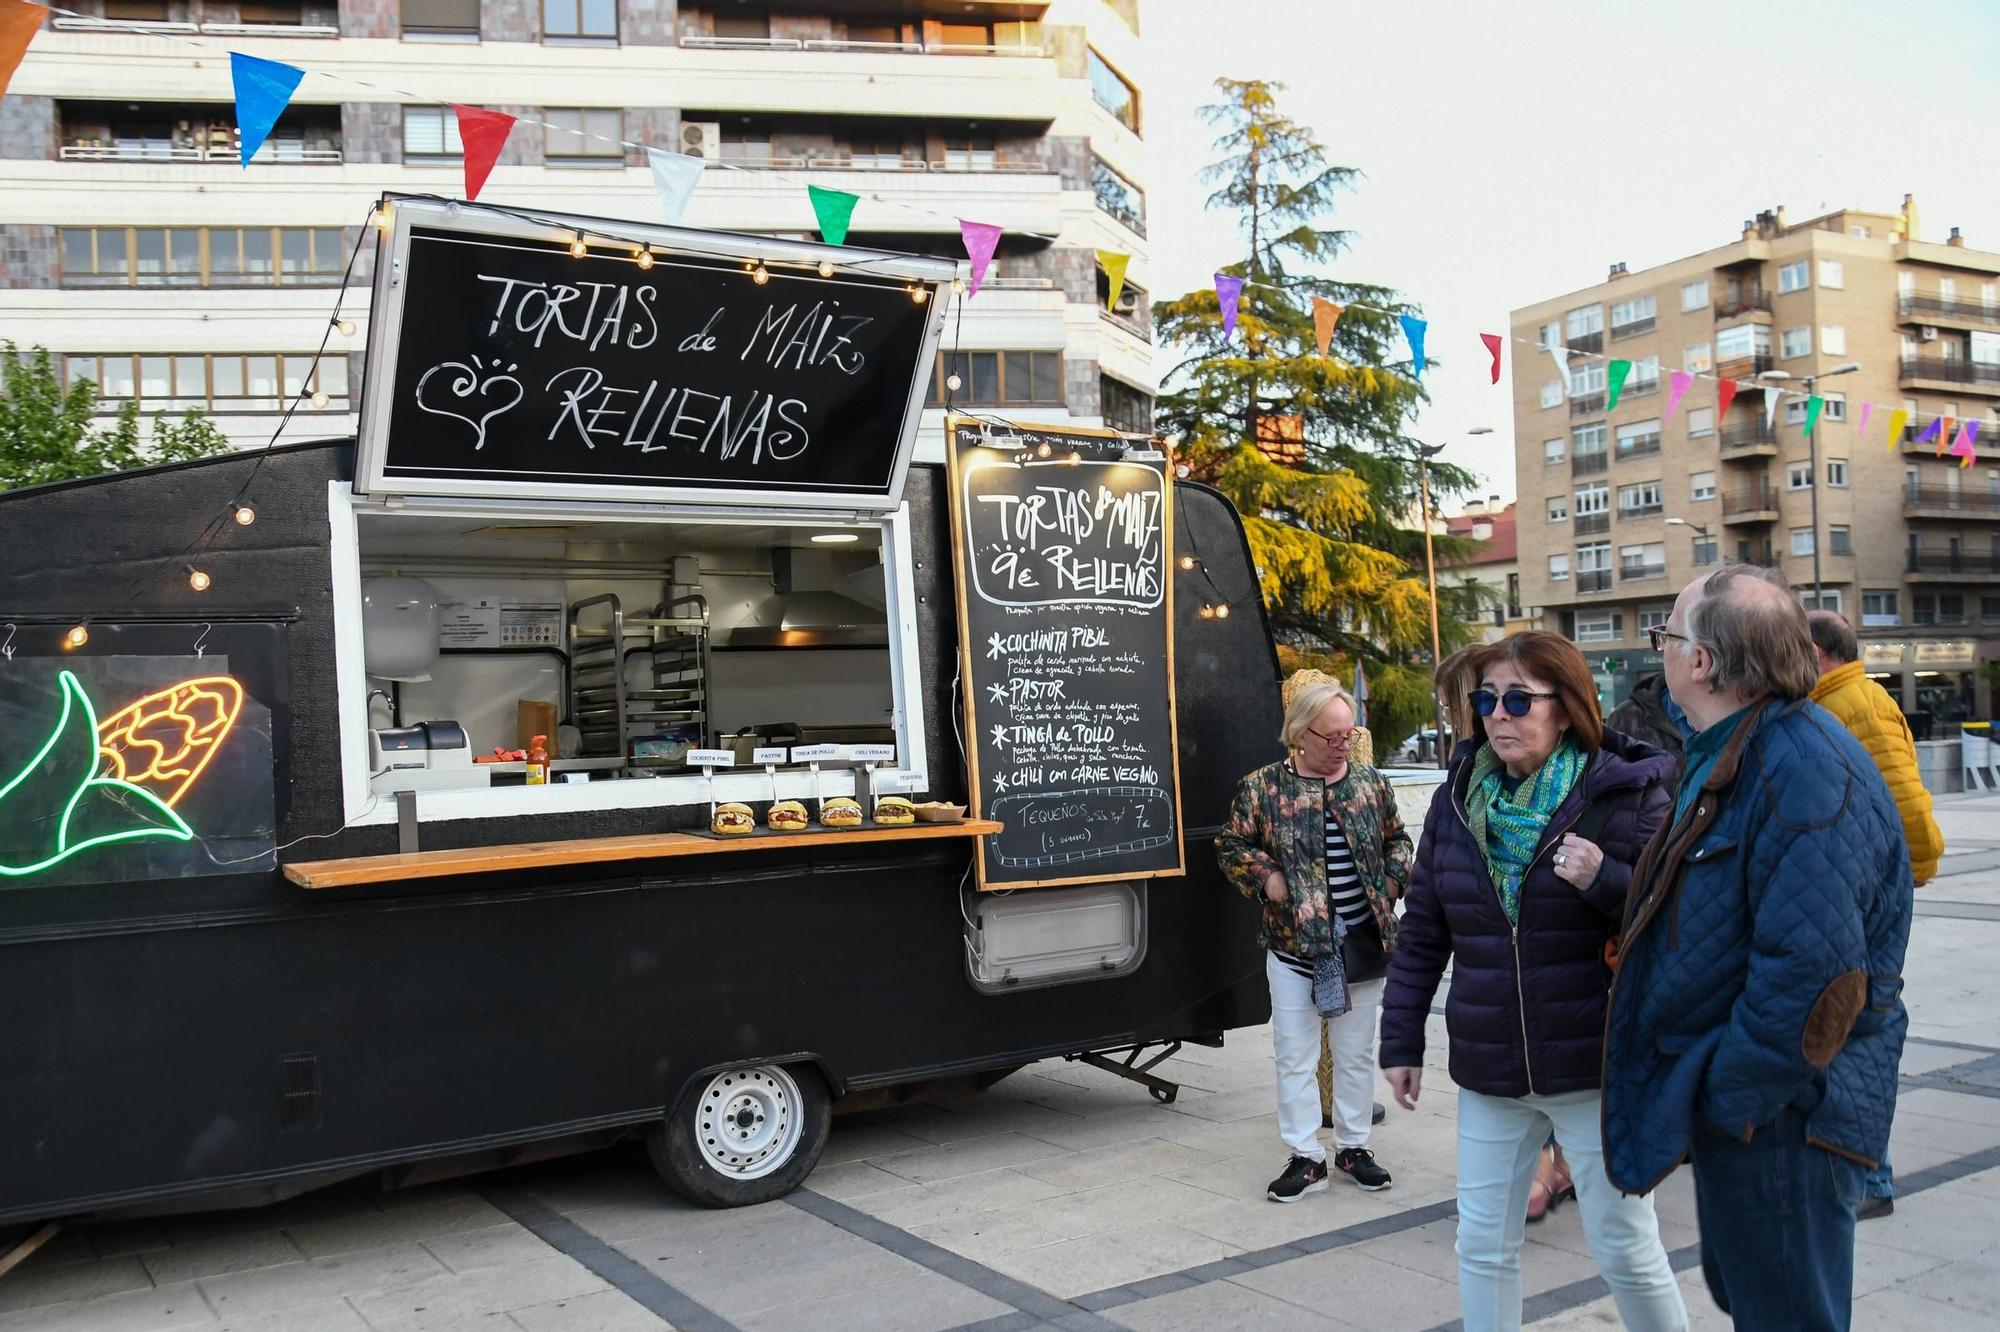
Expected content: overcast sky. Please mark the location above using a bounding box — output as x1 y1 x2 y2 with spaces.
1143 0 2000 507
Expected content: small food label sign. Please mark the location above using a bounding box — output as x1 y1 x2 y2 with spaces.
946 419 1185 891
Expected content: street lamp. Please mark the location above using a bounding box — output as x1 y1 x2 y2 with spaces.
1757 362 1860 606
1415 427 1493 766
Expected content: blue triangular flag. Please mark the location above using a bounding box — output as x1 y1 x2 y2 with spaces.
1400 313 1429 379
229 52 305 168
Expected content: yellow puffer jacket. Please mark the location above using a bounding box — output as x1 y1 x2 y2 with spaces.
1810 660 1943 884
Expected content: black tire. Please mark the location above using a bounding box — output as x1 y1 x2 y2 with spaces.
646 1063 831 1208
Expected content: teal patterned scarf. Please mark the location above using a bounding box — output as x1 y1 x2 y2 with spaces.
1465 736 1588 925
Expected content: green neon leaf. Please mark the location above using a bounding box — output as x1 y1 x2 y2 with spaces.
0 671 194 879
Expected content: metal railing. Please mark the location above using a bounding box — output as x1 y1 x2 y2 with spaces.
1900 357 2000 386
1610 317 1657 340
1899 292 2000 326
199 21 340 37
1571 451 1608 475
717 154 1053 174
1621 563 1668 582
1718 421 1778 452
681 33 1047 56
1714 289 1772 317
1576 570 1614 594
1722 487 1780 516
1905 484 2000 513
1621 376 1660 398
1569 392 1606 418
1566 331 1604 355
59 144 343 164
52 16 198 31
1619 503 1664 519
1574 512 1610 535
1907 550 2000 575
1616 436 1662 459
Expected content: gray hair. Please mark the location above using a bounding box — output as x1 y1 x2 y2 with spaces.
1281 681 1356 750
1806 609 1858 664
1684 565 1818 700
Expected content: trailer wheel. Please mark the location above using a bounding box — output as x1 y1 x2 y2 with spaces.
648 1063 830 1208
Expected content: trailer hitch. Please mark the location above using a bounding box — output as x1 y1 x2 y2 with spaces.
1066 1040 1186 1104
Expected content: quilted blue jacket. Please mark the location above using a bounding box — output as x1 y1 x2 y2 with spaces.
1601 696 1913 1195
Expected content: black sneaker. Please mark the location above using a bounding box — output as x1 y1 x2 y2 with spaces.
1266 1155 1328 1203
1857 1195 1894 1221
1334 1147 1392 1191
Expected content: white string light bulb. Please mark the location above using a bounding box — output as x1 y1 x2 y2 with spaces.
233 504 256 527
334 318 355 337
911 286 929 303
310 389 330 409
64 624 89 648
370 205 392 232
752 265 771 285
568 235 589 259
635 248 654 270
817 260 834 278
1214 603 1231 619
187 567 212 592
945 373 962 392
1178 555 1197 571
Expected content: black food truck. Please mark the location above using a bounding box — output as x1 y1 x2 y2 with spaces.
0 199 1278 1224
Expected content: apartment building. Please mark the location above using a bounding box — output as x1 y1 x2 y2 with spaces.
1513 198 2000 724
1443 497 1527 644
0 0 1153 459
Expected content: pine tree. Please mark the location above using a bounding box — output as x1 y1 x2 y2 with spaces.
1 342 232 491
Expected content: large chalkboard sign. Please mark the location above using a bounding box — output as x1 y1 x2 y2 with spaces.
356 199 954 511
947 419 1185 891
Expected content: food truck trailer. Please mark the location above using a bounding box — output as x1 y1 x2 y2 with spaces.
0 200 1279 1223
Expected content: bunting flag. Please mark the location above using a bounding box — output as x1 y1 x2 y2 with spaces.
959 219 1001 297
229 52 306 168
1717 378 1740 420
1916 415 1943 449
1548 345 1571 395
1313 298 1343 356
1481 333 1502 384
1666 370 1694 420
1399 314 1428 378
1606 359 1632 412
1762 385 1782 429
452 105 515 202
1938 416 1954 456
0 1 45 102
1857 401 1874 438
1215 273 1245 340
1097 249 1130 311
1885 407 1910 452
807 185 859 246
646 149 703 223
1952 420 1980 467
1802 395 1825 438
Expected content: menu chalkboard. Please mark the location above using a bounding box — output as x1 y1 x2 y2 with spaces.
355 200 950 510
947 419 1185 891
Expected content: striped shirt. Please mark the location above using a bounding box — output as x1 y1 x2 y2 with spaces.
1324 811 1371 927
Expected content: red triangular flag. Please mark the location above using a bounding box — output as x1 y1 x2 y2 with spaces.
453 105 516 202
1481 333 1503 385
0 3 46 102
1717 379 1740 420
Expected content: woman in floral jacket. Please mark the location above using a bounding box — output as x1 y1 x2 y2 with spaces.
1217 680 1413 1203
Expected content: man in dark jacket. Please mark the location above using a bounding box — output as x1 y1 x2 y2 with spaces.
1606 673 1682 775
1603 566 1912 1331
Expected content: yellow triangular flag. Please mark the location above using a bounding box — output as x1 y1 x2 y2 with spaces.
1885 408 1909 452
1313 298 1344 356
1097 249 1130 312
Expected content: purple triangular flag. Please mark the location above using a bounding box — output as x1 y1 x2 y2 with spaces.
1215 273 1245 340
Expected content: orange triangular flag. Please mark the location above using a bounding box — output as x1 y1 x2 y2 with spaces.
1939 415 1954 457
1313 298 1344 356
0 3 49 102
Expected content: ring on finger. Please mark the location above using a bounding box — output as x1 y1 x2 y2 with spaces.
1554 852 1567 867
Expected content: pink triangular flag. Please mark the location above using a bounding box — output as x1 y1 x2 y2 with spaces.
1950 420 1979 466
1856 402 1873 438
959 219 1001 298
1480 333 1502 384
1666 370 1694 420
452 105 516 202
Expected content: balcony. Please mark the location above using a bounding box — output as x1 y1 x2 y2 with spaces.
54 12 339 38
680 34 1049 56
59 143 342 164
1566 331 1604 356
1722 486 1780 523
720 153 1052 175
1576 570 1614 595
1621 562 1668 583
1615 435 1662 461
1610 317 1657 340
1905 484 2000 519
1569 392 1606 419
1619 504 1664 520
1898 291 2000 329
56 103 343 167
1715 354 1773 381
1906 549 2000 580
1574 513 1610 535
1900 357 2000 393
1714 288 1772 318
1718 419 1779 458
1571 451 1608 476
1901 428 1999 460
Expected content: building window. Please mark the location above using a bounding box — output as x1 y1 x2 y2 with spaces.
711 13 770 38
1619 541 1665 576
1568 361 1606 397
64 351 348 414
1787 461 1814 490
1548 554 1570 581
1637 604 1673 632
1715 323 1771 361
1100 374 1152 433
1829 524 1852 555
62 226 348 288
1781 326 1812 359
1628 356 1660 392
943 137 996 171
403 0 479 36
926 350 1066 407
1690 470 1717 501
1537 321 1561 349
1574 610 1622 643
1914 592 1967 626
1818 258 1844 289
1574 482 1609 516
1617 481 1663 515
1684 342 1712 373
1681 279 1709 312
1087 48 1139 133
543 108 622 163
1573 423 1607 457
1615 418 1661 457
719 126 771 165
1543 436 1565 463
1790 526 1816 557
544 0 616 40
1693 536 1718 566
1540 380 1563 409
1090 155 1145 236
1861 590 1899 626
1799 589 1842 613
403 107 463 159
1547 494 1569 523
1785 392 1847 425
1565 304 1604 340
848 137 905 170
1778 260 1810 293
1686 406 1716 438
1981 593 2000 625
1821 325 1847 356
1610 294 1656 337
1826 457 1849 487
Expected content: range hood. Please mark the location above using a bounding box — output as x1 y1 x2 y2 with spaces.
727 547 888 648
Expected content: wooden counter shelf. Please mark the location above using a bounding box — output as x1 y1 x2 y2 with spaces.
282 820 1003 891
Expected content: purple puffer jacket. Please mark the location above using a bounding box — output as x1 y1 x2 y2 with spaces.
1378 728 1674 1098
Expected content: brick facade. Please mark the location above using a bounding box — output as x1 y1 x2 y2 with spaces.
481 0 539 44
621 0 675 46
340 102 403 164
339 0 396 39
0 224 59 289
623 106 679 166
0 96 56 161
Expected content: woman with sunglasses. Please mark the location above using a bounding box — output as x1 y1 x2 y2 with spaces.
1378 633 1686 1332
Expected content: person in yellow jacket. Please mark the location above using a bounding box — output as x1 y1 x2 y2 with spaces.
1807 610 1943 1223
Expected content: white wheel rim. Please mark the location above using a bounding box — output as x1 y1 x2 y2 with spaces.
694 1065 804 1181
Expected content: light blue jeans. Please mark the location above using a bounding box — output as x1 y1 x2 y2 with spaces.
1455 1088 1687 1332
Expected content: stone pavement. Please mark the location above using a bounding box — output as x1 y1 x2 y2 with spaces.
6 792 1998 1331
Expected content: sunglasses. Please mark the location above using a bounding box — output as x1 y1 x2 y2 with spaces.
1471 687 1559 719
1304 726 1356 747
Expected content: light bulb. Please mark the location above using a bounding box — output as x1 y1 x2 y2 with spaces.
64 624 88 648
310 389 330 410
1214 603 1231 619
1175 464 1191 479
952 277 966 295
233 504 256 526
187 567 211 592
752 265 770 285
1197 604 1216 620
1067 451 1082 464
945 373 962 392
1178 555 1197 572
370 205 392 232
1037 442 1053 459
635 248 654 270
817 260 834 278
334 318 356 337
911 286 929 303
569 235 589 259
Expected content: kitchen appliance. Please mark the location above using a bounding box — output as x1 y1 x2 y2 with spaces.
368 720 491 794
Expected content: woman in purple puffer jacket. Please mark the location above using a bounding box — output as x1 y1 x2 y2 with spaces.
1378 632 1686 1332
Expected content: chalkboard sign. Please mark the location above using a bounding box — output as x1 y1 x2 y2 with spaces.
947 419 1185 891
356 199 954 511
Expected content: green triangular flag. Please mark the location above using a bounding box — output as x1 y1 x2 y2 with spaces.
807 185 859 246
1802 394 1825 437
1605 359 1632 412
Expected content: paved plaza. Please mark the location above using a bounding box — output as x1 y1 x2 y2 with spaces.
6 793 1999 1332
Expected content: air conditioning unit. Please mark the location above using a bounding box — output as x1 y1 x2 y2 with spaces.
1918 325 1941 341
679 121 721 159
1113 287 1141 315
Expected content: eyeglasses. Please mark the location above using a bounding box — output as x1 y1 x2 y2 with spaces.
1471 687 1559 719
1648 626 1692 652
1304 726 1356 747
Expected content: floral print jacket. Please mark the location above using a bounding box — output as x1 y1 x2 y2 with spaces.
1215 760 1414 959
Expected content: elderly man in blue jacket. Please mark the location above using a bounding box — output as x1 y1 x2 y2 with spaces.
1604 564 1912 1330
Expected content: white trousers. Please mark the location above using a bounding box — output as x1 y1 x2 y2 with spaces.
1455 1087 1687 1332
1266 952 1383 1161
